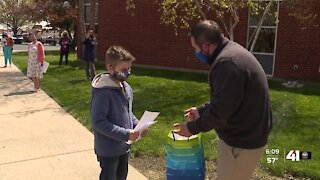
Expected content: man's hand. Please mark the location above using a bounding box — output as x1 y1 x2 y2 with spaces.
129 130 139 141
173 123 192 137
184 107 200 121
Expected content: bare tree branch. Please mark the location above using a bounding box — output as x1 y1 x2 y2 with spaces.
217 14 230 38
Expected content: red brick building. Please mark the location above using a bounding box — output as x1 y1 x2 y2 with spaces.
79 0 320 81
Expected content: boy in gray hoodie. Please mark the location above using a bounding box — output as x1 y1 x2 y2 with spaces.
90 46 145 180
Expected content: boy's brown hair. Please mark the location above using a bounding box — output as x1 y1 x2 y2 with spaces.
106 46 135 65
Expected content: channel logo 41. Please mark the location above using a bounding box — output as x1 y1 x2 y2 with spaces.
286 150 312 161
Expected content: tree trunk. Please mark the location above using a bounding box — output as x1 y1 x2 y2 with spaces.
217 11 239 41
249 0 274 52
217 15 230 39
71 22 77 51
12 26 18 36
12 22 18 36
78 0 85 59
228 12 239 42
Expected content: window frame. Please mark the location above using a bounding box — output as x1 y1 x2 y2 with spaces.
84 2 99 25
246 0 280 77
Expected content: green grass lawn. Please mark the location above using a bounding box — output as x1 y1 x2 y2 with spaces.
13 51 320 179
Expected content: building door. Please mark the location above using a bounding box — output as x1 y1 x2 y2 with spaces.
247 1 279 76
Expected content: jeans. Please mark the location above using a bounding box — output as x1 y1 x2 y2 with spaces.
3 46 13 66
97 153 129 180
85 61 96 80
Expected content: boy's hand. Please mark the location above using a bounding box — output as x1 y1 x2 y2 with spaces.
129 130 139 141
184 107 200 121
173 123 192 137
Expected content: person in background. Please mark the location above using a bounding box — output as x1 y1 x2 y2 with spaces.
83 30 96 80
27 32 45 92
59 31 71 67
2 33 14 67
1 34 7 67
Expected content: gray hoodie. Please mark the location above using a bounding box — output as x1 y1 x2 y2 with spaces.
90 73 139 157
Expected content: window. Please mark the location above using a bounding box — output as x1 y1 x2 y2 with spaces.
84 1 99 25
83 1 99 60
248 28 276 54
247 1 279 76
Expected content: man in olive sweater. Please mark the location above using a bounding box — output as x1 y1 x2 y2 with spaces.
174 20 273 180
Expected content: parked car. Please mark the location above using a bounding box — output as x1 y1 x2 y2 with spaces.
22 33 30 42
0 33 23 45
41 35 59 46
12 35 24 44
42 36 59 46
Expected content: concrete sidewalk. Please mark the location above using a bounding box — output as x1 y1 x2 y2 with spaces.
0 55 147 180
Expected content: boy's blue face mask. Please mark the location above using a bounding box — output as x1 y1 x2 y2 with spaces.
194 51 210 64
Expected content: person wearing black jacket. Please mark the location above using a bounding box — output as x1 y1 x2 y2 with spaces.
174 20 273 180
59 31 71 66
83 30 97 80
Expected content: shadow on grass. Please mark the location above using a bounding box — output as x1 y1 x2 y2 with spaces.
68 79 87 84
14 50 63 56
51 62 320 97
49 59 83 67
130 66 208 83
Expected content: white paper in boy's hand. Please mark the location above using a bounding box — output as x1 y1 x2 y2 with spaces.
127 111 160 144
41 61 49 73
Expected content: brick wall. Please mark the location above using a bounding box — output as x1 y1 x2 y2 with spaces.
78 1 319 81
274 2 320 81
96 0 248 71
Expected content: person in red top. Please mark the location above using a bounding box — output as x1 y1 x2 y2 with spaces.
59 31 71 66
2 33 14 67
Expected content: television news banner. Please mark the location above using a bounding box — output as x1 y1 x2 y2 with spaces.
265 148 312 164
